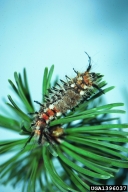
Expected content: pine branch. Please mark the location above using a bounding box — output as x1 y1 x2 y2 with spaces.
0 66 128 192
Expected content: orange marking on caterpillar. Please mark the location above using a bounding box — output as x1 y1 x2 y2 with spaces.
46 109 55 116
35 129 40 135
42 113 49 120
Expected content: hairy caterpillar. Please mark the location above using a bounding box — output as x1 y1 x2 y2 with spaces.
25 52 103 147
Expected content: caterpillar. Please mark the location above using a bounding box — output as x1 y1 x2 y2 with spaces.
25 52 103 147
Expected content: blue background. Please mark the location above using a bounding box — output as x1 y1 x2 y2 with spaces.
0 1 128 191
